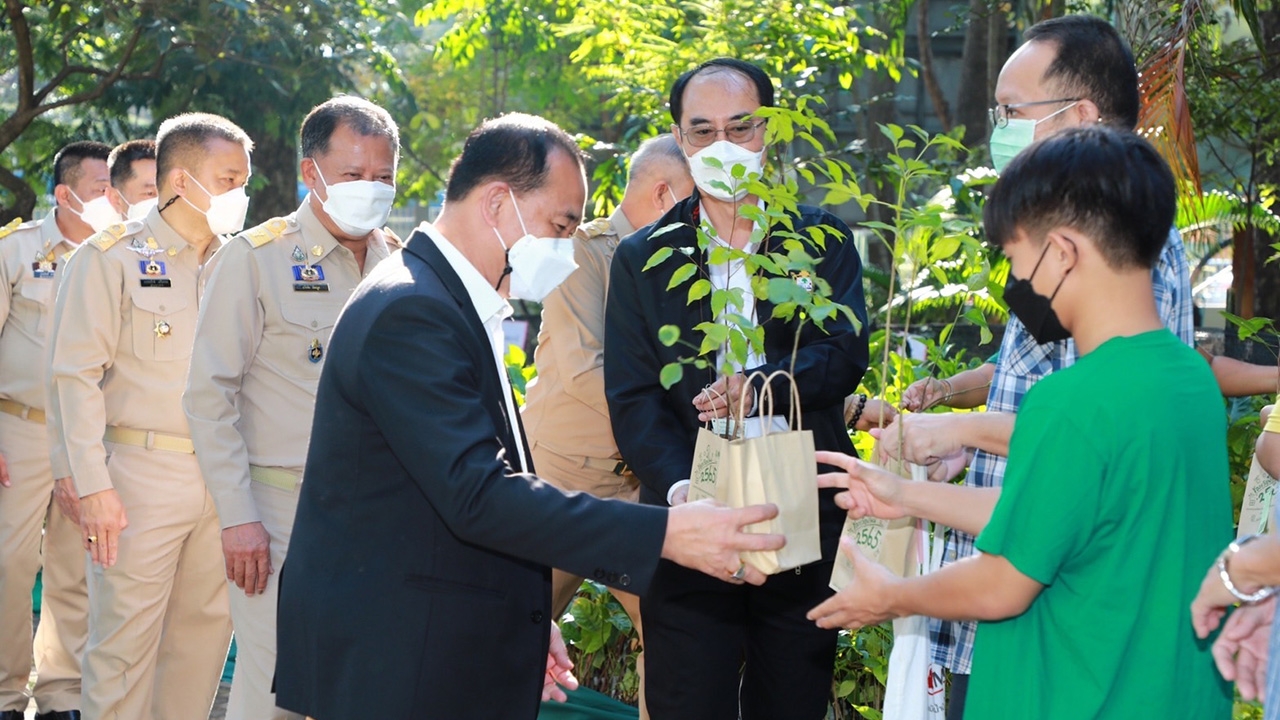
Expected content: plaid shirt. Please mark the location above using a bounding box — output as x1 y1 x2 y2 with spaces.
929 228 1195 673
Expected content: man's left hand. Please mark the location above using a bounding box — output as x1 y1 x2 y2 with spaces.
543 622 579 702
53 477 81 525
693 373 755 423
807 537 899 630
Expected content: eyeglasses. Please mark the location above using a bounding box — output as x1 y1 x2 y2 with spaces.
679 119 766 148
988 98 1081 128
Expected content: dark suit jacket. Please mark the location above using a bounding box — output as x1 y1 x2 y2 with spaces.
605 193 869 553
275 230 668 720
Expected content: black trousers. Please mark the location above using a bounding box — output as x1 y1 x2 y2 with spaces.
946 672 969 720
640 558 839 720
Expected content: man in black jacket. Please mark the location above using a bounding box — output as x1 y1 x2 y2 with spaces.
273 113 784 720
605 59 870 720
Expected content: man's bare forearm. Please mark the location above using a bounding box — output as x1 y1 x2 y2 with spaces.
900 483 1000 537
942 363 995 410
886 551 1041 622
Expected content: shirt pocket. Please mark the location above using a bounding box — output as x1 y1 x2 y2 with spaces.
128 290 193 362
277 300 344 380
15 279 54 335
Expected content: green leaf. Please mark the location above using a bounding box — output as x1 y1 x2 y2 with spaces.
687 278 712 303
666 262 698 290
660 363 684 389
643 246 673 271
658 325 681 347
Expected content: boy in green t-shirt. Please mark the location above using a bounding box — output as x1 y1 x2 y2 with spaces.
808 126 1233 719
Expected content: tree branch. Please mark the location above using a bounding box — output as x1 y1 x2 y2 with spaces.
5 0 36 110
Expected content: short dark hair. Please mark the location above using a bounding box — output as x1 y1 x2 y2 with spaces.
984 125 1174 270
300 95 400 160
108 139 157 189
669 58 775 127
1023 15 1140 130
155 113 254 186
53 141 111 188
444 113 585 202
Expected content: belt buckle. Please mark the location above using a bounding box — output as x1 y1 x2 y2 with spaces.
144 431 157 451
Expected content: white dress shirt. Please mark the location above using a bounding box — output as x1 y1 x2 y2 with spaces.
420 222 527 471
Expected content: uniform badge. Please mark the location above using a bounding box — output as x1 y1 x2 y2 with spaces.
792 270 815 292
308 338 324 363
32 249 56 279
311 245 324 258
154 320 172 338
128 237 163 259
292 245 306 263
292 264 325 282
141 260 166 276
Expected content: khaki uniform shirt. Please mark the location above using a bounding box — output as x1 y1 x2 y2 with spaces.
522 208 635 461
184 200 391 528
47 207 216 497
0 212 78 411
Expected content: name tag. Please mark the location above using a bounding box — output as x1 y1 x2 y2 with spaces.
293 282 329 292
141 278 172 288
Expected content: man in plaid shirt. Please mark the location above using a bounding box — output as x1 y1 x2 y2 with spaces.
874 15 1195 719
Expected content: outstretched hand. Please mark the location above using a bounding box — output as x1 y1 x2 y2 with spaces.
663 500 784 586
807 537 899 630
816 450 907 521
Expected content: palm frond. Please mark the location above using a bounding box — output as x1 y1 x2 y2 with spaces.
1135 0 1205 223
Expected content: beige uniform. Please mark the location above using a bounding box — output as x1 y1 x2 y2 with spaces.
47 208 231 720
183 200 390 720
520 208 648 719
0 212 87 714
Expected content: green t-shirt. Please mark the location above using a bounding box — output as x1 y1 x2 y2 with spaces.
965 330 1233 720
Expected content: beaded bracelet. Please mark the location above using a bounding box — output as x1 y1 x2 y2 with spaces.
847 393 868 430
1217 534 1278 604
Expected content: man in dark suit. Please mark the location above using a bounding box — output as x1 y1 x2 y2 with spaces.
273 112 784 720
605 59 870 720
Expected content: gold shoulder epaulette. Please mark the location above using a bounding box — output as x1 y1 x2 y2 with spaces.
0 217 24 240
90 222 130 251
245 217 290 248
576 217 612 240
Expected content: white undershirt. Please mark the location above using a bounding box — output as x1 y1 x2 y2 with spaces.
420 222 527 471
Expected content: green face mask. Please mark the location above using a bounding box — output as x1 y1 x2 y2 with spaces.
989 102 1079 173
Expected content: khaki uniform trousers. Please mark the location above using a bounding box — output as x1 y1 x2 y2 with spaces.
82 443 231 720
532 443 647 720
225 475 303 720
0 411 86 713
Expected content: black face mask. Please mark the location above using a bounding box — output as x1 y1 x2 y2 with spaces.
1004 241 1072 345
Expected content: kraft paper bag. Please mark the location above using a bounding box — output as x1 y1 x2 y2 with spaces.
688 372 822 574
830 456 925 591
1239 454 1277 537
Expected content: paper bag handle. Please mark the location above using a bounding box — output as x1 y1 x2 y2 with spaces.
698 385 739 438
739 369 803 433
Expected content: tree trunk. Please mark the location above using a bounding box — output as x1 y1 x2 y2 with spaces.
245 128 299 226
0 166 36 224
1248 8 1280 321
955 0 991 149
917 0 952 130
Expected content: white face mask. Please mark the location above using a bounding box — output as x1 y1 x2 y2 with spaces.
311 162 396 237
182 171 250 236
125 197 159 221
491 189 579 302
69 190 123 233
683 140 764 202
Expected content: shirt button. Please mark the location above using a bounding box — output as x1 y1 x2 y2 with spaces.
530 611 543 623
311 320 318 328
159 305 166 311
619 574 631 587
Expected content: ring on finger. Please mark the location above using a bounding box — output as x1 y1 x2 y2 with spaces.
87 535 98 543
730 562 747 581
